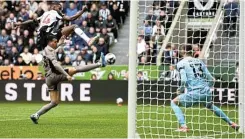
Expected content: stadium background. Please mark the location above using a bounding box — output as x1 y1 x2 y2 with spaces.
0 0 241 138
0 0 237 81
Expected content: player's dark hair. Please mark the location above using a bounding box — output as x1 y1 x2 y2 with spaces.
47 35 57 43
166 44 171 49
182 44 193 56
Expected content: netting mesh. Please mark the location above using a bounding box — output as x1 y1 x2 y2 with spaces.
136 0 243 138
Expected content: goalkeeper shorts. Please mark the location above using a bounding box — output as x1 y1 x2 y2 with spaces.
178 87 212 108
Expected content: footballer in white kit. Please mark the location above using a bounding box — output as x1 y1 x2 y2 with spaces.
15 2 98 50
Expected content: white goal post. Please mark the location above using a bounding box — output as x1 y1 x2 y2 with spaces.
128 0 138 138
128 0 245 138
238 0 245 134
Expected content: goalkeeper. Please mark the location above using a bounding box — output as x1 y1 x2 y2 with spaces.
171 44 239 132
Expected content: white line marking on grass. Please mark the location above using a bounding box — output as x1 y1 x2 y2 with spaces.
0 118 28 122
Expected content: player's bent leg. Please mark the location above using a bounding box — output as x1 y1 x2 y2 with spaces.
67 67 77 76
61 24 76 37
67 53 107 76
171 96 189 132
73 25 99 46
67 64 102 77
51 90 60 104
205 103 239 130
69 63 101 76
30 90 60 124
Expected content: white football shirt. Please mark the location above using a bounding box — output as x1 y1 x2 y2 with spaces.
37 10 63 31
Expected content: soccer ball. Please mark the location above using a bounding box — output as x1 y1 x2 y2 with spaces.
116 98 123 106
105 53 116 65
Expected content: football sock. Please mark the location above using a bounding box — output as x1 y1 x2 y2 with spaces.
171 101 186 127
36 102 58 116
74 27 90 43
206 104 233 125
75 63 101 73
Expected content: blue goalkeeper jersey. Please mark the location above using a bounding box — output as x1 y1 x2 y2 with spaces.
176 56 214 93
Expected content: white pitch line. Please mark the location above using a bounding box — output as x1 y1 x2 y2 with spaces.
0 118 28 122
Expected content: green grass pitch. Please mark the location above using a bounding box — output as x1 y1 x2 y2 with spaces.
0 103 244 138
0 103 127 138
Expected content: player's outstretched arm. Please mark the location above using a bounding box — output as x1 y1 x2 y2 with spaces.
177 68 187 93
55 36 66 53
63 6 87 21
15 19 35 27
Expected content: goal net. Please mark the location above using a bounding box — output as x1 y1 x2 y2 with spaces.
128 0 245 138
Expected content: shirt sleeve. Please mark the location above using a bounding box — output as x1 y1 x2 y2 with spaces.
56 11 64 19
